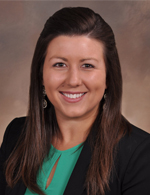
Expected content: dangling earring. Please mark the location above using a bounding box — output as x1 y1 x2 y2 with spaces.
104 93 107 100
103 93 107 110
43 86 47 109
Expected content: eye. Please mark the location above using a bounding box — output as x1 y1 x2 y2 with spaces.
82 64 94 68
53 63 66 67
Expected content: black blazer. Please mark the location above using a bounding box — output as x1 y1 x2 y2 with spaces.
1 117 150 195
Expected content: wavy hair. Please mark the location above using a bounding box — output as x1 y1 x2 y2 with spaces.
6 7 130 195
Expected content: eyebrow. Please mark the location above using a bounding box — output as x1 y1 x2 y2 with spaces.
80 58 98 62
48 56 98 62
48 56 68 62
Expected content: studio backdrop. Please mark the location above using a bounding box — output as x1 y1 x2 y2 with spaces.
0 1 150 144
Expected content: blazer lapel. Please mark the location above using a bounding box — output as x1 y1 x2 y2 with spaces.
63 138 92 195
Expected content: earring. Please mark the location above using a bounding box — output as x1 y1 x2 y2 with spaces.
43 87 47 109
104 93 107 100
103 93 107 110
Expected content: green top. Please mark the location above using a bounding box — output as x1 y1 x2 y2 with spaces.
25 143 84 195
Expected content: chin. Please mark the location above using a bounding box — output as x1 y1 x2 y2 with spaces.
63 111 85 119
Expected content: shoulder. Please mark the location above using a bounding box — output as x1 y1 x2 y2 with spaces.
115 124 150 192
0 118 26 193
108 124 150 194
6 117 26 131
2 117 26 142
118 124 150 156
1 117 27 158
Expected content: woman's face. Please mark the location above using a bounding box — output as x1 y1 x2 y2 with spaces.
43 35 107 120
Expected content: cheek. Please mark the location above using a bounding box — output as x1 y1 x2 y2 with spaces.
89 73 106 92
43 71 63 88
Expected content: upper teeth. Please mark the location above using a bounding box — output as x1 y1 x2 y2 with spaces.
63 93 84 99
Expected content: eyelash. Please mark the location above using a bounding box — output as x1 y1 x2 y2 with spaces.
53 63 94 68
82 64 94 68
53 63 66 67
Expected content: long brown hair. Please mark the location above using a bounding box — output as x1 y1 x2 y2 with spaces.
5 7 130 195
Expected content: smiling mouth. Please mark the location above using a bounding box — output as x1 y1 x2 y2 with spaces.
60 92 86 99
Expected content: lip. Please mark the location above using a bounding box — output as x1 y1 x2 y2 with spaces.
60 91 86 94
59 91 87 103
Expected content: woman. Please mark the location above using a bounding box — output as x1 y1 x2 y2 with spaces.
0 7 150 195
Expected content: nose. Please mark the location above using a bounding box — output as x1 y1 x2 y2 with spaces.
65 66 82 87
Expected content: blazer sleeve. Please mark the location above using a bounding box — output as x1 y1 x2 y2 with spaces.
0 119 17 194
122 134 150 195
0 117 25 194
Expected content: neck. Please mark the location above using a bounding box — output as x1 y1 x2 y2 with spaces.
52 109 98 150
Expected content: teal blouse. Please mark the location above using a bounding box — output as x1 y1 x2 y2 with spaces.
25 143 83 195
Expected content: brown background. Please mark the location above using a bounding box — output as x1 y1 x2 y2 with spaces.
0 1 150 144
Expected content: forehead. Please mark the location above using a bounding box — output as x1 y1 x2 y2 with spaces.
45 35 104 59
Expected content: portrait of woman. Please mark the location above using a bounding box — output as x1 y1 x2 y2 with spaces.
0 6 150 195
